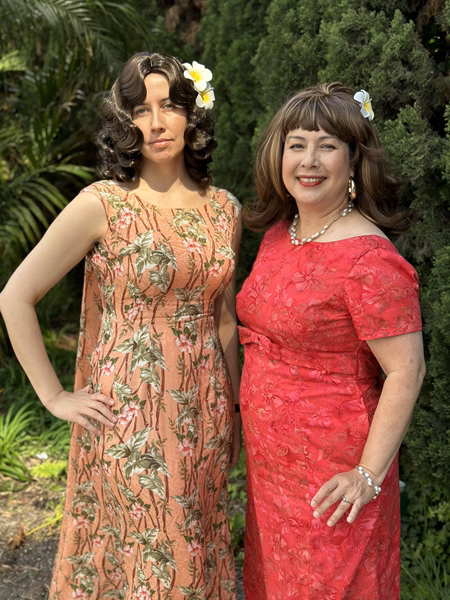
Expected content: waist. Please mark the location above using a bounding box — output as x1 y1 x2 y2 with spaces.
239 326 379 378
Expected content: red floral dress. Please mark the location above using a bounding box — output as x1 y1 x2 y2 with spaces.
235 223 422 600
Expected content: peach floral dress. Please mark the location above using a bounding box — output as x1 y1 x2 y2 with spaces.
236 223 422 600
49 181 240 600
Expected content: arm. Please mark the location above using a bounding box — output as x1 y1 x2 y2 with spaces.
311 330 425 526
0 191 117 435
214 210 242 468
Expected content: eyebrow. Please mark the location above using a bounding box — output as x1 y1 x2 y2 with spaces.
134 97 172 108
286 135 339 142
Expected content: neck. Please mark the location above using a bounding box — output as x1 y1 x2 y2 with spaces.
295 197 349 237
138 156 192 194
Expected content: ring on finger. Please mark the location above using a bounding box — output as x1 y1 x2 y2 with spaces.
341 497 351 504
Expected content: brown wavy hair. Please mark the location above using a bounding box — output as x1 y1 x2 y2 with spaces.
96 52 216 189
245 82 408 235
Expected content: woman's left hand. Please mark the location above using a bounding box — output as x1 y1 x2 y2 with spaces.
310 469 378 526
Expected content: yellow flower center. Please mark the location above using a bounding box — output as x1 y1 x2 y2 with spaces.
363 100 371 113
190 70 202 82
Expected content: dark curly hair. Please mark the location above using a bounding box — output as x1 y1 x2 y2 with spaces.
245 82 408 235
96 52 216 189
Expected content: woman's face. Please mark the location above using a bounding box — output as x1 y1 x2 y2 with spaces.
132 73 187 165
281 127 353 210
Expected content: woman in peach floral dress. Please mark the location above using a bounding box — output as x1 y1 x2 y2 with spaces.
236 84 425 599
0 53 241 599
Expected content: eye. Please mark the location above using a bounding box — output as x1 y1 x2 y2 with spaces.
162 102 175 110
133 107 147 116
288 143 305 150
321 144 337 149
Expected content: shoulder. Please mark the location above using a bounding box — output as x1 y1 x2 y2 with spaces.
212 187 241 213
346 236 419 288
80 179 125 201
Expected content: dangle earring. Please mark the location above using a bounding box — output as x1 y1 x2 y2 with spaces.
348 177 356 201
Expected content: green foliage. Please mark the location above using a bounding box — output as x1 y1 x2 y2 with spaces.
29 459 67 480
0 404 34 480
227 444 246 564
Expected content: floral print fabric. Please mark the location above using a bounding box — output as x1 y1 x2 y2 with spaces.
236 223 422 600
49 181 240 600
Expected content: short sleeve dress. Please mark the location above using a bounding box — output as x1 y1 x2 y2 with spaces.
235 223 422 600
49 181 240 600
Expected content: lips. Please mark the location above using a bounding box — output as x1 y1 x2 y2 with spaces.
151 138 171 146
296 176 326 186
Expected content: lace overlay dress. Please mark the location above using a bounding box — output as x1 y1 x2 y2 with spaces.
236 223 422 600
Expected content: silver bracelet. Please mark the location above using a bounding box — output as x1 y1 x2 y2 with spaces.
355 465 381 499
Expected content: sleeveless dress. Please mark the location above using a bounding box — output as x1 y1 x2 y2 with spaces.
49 181 240 600
235 223 422 600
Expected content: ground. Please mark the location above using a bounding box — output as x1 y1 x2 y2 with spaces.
0 477 244 600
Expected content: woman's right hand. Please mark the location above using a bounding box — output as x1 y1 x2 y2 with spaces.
45 386 117 435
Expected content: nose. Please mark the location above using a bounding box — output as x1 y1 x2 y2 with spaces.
301 146 318 169
150 109 165 132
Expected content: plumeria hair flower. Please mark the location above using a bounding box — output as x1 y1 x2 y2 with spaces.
353 90 374 121
183 61 215 110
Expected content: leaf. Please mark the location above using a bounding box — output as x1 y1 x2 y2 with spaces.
99 525 121 538
139 446 170 476
7 523 26 549
140 365 160 393
167 385 198 406
216 245 234 259
151 564 171 588
123 450 146 479
138 472 165 499
126 427 150 453
113 338 135 354
149 264 170 292
104 443 130 459
113 382 132 401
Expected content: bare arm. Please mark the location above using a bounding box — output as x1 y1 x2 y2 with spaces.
0 191 117 434
311 330 425 525
214 210 242 467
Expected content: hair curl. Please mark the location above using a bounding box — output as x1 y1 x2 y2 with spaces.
245 82 408 235
96 52 216 189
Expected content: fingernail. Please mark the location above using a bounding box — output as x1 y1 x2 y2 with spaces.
313 511 319 518
327 520 333 527
310 501 316 507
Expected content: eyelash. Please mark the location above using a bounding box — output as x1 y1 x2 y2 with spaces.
288 144 337 150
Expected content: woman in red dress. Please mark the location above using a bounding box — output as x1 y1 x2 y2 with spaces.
236 83 425 599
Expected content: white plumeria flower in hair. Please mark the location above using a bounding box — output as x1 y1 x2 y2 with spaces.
195 84 215 110
353 90 374 121
182 61 213 92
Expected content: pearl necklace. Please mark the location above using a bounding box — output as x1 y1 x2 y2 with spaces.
288 201 354 246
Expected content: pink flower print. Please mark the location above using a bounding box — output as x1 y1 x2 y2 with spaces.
129 503 146 522
89 464 100 476
117 401 141 425
110 568 123 585
215 214 228 233
100 360 115 377
106 504 116 518
214 394 228 416
92 535 103 547
91 252 107 266
175 334 194 353
207 261 222 277
291 263 326 292
186 539 203 557
79 447 87 459
73 515 90 530
196 357 208 372
182 237 203 254
196 461 206 475
102 463 111 476
113 206 136 230
92 341 104 359
178 437 195 458
132 587 151 600
71 589 89 600
123 544 134 557
125 298 146 321
112 261 124 276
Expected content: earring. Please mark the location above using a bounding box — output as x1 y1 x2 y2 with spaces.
348 178 356 201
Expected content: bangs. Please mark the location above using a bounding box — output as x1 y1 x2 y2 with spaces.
281 95 356 144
